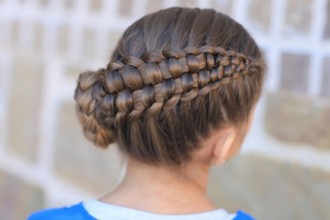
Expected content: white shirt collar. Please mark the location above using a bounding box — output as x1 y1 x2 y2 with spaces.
83 200 236 220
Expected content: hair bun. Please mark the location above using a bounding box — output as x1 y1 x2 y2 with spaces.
74 70 115 147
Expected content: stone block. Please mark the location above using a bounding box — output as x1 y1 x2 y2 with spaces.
33 23 44 50
208 154 330 220
210 0 233 15
324 0 330 39
0 116 2 149
38 0 50 8
64 62 86 78
283 0 312 37
0 60 5 146
6 52 43 161
280 53 310 93
321 57 330 97
64 30 123 77
54 102 125 195
0 170 44 220
62 0 75 10
146 0 166 13
106 31 123 55
118 0 133 17
82 28 96 58
0 20 8 47
57 24 69 54
177 0 198 7
264 92 330 150
89 0 102 12
10 20 20 46
247 0 271 33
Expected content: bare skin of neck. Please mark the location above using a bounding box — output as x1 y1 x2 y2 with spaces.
99 157 217 215
99 107 254 215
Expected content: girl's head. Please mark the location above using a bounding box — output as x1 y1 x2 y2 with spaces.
74 7 265 167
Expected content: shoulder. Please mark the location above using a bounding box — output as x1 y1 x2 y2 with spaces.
27 202 96 220
233 210 256 220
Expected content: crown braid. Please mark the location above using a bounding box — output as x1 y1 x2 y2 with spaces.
74 46 264 147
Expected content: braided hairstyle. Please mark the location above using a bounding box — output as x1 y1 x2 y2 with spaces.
74 7 266 166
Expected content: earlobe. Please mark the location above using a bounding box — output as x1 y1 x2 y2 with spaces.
211 129 236 165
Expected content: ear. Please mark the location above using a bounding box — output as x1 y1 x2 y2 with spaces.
211 128 237 165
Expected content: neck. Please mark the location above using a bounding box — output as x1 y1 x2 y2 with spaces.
100 158 216 214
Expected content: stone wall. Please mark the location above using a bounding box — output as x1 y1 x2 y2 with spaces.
0 0 329 219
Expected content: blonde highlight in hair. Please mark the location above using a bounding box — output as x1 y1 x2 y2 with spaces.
74 7 266 166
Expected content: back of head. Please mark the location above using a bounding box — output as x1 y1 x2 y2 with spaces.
74 7 266 166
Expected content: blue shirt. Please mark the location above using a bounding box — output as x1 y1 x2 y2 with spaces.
28 201 255 220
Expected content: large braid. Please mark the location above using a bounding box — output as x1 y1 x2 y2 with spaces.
74 46 264 147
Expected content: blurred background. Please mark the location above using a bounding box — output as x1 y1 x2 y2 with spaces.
0 0 329 219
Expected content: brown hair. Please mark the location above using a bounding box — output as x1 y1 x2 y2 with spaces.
74 7 266 166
